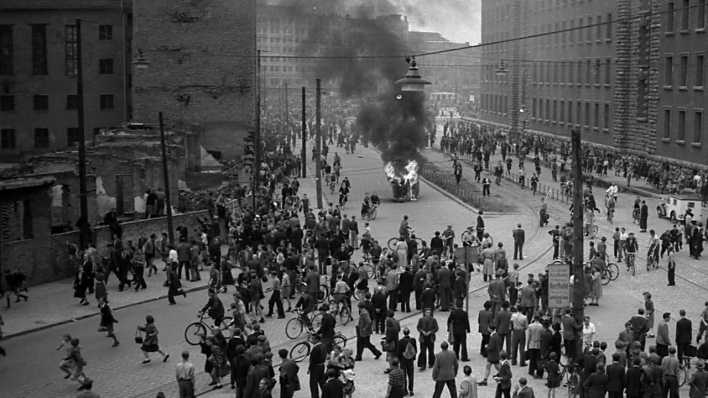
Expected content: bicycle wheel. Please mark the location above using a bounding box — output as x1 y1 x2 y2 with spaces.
601 270 611 286
333 333 347 349
285 317 304 340
318 284 329 302
607 262 619 281
184 322 207 345
337 306 351 326
387 237 398 251
289 341 311 362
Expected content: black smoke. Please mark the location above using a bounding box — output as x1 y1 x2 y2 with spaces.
264 0 431 161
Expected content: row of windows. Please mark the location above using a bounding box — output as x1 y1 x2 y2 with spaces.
0 24 114 76
0 127 101 150
531 98 612 130
479 94 508 115
482 59 613 86
526 14 613 47
663 109 704 143
665 0 707 32
0 94 115 111
664 54 705 87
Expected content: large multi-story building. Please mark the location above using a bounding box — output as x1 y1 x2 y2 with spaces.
132 0 256 160
478 0 707 167
0 0 131 162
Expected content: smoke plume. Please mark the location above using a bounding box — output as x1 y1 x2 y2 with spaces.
264 0 431 161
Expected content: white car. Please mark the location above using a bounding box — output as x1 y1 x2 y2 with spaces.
656 194 705 223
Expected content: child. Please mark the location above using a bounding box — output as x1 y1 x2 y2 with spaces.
545 352 561 398
57 334 75 379
69 338 93 390
137 315 169 364
98 298 119 347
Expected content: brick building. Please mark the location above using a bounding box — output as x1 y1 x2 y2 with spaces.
478 0 707 168
132 0 256 160
0 0 131 162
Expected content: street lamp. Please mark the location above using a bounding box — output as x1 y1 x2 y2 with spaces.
395 56 431 92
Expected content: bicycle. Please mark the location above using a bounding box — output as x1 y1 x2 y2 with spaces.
184 312 233 345
559 361 580 398
626 252 637 276
285 308 324 340
600 262 620 285
289 330 348 362
387 232 423 252
328 295 352 326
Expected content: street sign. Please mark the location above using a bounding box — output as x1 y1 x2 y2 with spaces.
547 261 570 309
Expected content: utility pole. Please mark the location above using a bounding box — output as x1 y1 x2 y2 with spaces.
76 19 90 249
571 129 585 352
301 86 307 178
159 112 174 246
253 49 261 211
315 78 323 209
284 82 290 149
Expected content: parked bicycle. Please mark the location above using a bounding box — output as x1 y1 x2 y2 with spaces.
289 330 347 362
285 308 323 340
600 262 620 285
184 312 233 345
387 232 423 251
560 360 580 398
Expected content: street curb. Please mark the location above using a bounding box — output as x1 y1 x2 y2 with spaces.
419 175 479 214
3 283 210 340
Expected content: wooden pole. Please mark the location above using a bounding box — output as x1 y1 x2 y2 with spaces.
76 19 89 249
159 112 174 245
301 86 307 178
253 49 261 211
315 79 323 209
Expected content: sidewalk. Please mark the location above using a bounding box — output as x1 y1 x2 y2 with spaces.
0 259 211 338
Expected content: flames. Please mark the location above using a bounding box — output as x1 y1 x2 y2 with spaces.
385 160 419 201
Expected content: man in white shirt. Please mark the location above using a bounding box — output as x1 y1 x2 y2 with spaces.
175 351 195 398
510 307 528 366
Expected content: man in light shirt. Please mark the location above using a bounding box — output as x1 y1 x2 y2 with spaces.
510 307 528 366
656 312 671 358
176 351 195 398
661 346 680 398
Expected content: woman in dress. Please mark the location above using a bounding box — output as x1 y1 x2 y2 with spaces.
395 238 408 268
137 315 169 364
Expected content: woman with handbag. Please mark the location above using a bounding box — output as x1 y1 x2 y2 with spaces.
137 315 169 364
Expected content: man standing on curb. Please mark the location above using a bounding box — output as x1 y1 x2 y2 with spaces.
512 225 525 261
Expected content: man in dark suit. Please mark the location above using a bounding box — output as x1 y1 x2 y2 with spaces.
512 224 525 260
308 335 327 398
676 309 693 364
278 349 300 398
398 327 417 396
494 301 512 353
479 326 502 386
321 368 344 398
436 265 452 311
606 353 625 398
448 302 471 361
561 309 581 361
625 358 643 398
478 301 494 357
398 266 413 313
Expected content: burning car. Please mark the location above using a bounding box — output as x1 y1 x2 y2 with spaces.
385 159 420 202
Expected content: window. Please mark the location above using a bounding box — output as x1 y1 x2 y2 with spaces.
680 55 688 86
100 94 114 110
65 25 78 77
697 55 705 86
98 25 112 40
699 0 707 29
586 59 592 83
553 100 558 121
33 95 48 111
678 110 686 140
34 128 49 148
667 2 675 32
607 13 613 39
67 127 80 146
695 111 703 143
532 98 538 117
681 0 690 30
31 24 47 75
560 100 565 122
576 102 582 125
665 56 673 85
545 99 551 120
605 59 612 84
604 104 611 129
66 94 78 110
1 128 15 149
0 25 12 75
0 95 14 111
99 58 114 74
568 101 574 123
664 110 672 138
596 15 603 39
585 102 591 126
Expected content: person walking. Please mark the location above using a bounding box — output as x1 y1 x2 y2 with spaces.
137 315 169 364
512 225 525 261
355 303 381 360
640 201 649 232
266 270 285 319
676 309 693 364
398 327 417 396
417 308 439 371
448 302 471 361
278 348 300 398
98 298 119 347
432 341 459 398
478 301 494 357
176 350 196 398
479 326 502 386
494 352 512 398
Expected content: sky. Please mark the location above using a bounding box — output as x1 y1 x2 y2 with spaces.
393 0 481 44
